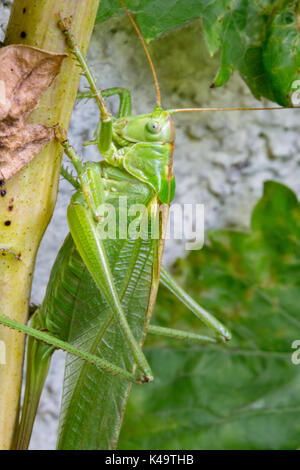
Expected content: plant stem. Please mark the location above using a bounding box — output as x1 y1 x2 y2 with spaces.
0 0 100 450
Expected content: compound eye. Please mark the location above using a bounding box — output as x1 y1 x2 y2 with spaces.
146 120 161 134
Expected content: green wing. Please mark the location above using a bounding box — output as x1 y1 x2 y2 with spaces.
56 164 161 449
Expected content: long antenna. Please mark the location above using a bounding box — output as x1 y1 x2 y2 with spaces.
168 105 300 113
120 0 161 105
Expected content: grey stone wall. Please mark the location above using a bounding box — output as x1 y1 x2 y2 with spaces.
1 2 300 449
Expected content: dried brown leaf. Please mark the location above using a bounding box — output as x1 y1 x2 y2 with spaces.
0 45 66 181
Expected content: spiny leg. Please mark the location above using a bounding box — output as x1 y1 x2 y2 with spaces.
148 325 218 344
159 266 231 343
0 314 136 382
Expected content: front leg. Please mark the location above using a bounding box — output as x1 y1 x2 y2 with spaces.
59 17 114 155
0 314 136 383
78 87 132 118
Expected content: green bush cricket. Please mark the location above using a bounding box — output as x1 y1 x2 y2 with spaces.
1 1 294 450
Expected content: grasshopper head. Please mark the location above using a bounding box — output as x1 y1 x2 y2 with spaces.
113 105 174 145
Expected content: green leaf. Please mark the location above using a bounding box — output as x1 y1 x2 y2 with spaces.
119 181 300 450
96 0 300 105
263 3 300 106
56 166 159 450
96 0 234 48
214 0 275 100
